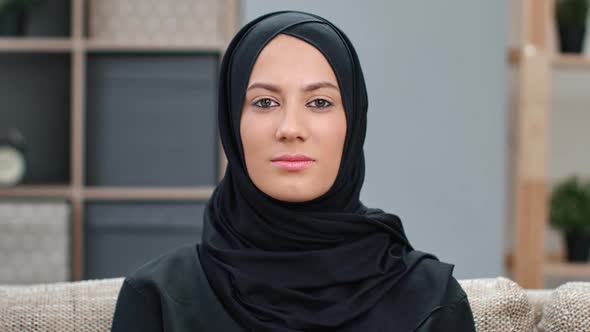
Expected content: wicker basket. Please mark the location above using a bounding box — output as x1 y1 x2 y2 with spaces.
88 0 223 46
0 200 71 284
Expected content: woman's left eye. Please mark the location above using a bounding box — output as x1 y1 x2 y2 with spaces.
307 98 333 109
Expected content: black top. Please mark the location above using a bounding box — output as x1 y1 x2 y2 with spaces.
111 243 476 332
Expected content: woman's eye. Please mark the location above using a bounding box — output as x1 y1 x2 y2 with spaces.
253 98 279 109
307 98 333 109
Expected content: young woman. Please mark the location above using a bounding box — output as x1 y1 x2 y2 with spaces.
111 10 476 332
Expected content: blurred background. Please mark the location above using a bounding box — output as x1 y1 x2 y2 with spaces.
0 0 588 290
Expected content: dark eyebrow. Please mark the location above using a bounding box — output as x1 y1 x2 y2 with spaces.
302 81 339 92
246 82 282 93
246 81 339 93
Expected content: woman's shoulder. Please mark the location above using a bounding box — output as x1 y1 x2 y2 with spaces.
117 244 247 331
124 242 203 304
408 249 468 306
411 276 475 331
443 275 469 306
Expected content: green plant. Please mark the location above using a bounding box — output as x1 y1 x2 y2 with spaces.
0 0 38 14
556 0 590 26
550 175 590 233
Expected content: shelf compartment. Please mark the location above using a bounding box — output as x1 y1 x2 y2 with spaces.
84 186 214 201
21 0 71 37
84 201 205 279
0 0 71 39
84 52 219 187
0 53 71 185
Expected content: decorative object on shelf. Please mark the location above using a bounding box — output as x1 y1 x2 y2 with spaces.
88 0 222 46
0 200 71 284
0 127 27 187
555 0 590 53
0 0 42 36
550 175 590 262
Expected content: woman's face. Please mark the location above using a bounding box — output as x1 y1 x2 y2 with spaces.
240 34 347 202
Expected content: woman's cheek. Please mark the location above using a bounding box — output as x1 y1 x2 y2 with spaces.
328 111 347 172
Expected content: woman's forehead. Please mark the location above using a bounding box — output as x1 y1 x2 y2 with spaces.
247 34 339 87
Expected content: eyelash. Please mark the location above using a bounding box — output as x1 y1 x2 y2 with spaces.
252 98 333 111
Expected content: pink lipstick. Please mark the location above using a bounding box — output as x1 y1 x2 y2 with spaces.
271 154 315 171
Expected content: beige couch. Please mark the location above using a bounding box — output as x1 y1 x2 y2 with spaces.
0 276 588 331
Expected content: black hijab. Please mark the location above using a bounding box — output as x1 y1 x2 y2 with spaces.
198 10 454 332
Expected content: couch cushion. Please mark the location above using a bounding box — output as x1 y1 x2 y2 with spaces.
459 277 535 332
539 281 590 332
0 277 124 332
525 288 553 328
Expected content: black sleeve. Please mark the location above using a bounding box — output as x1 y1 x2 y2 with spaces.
110 278 163 332
413 295 476 332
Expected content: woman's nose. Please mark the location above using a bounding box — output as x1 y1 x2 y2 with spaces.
275 105 308 142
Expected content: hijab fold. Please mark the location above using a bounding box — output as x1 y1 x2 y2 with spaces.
198 10 454 332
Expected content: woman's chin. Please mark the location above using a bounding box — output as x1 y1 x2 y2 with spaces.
261 180 324 202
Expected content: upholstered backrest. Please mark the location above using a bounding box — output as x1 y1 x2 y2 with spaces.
0 277 555 332
539 282 590 332
459 277 536 332
0 278 124 332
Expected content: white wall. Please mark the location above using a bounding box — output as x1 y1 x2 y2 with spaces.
241 1 508 279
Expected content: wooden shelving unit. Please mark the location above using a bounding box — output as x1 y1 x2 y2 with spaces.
508 0 590 288
544 261 590 279
83 187 214 201
509 47 590 67
0 185 73 198
84 40 224 52
0 38 73 52
0 0 238 281
553 54 590 68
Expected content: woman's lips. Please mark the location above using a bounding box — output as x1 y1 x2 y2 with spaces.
271 154 315 171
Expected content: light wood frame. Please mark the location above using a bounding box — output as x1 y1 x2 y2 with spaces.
508 0 590 288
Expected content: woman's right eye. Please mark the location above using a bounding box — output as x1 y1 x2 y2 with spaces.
253 98 279 109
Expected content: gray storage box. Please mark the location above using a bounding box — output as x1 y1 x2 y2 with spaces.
85 53 219 187
84 201 205 279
